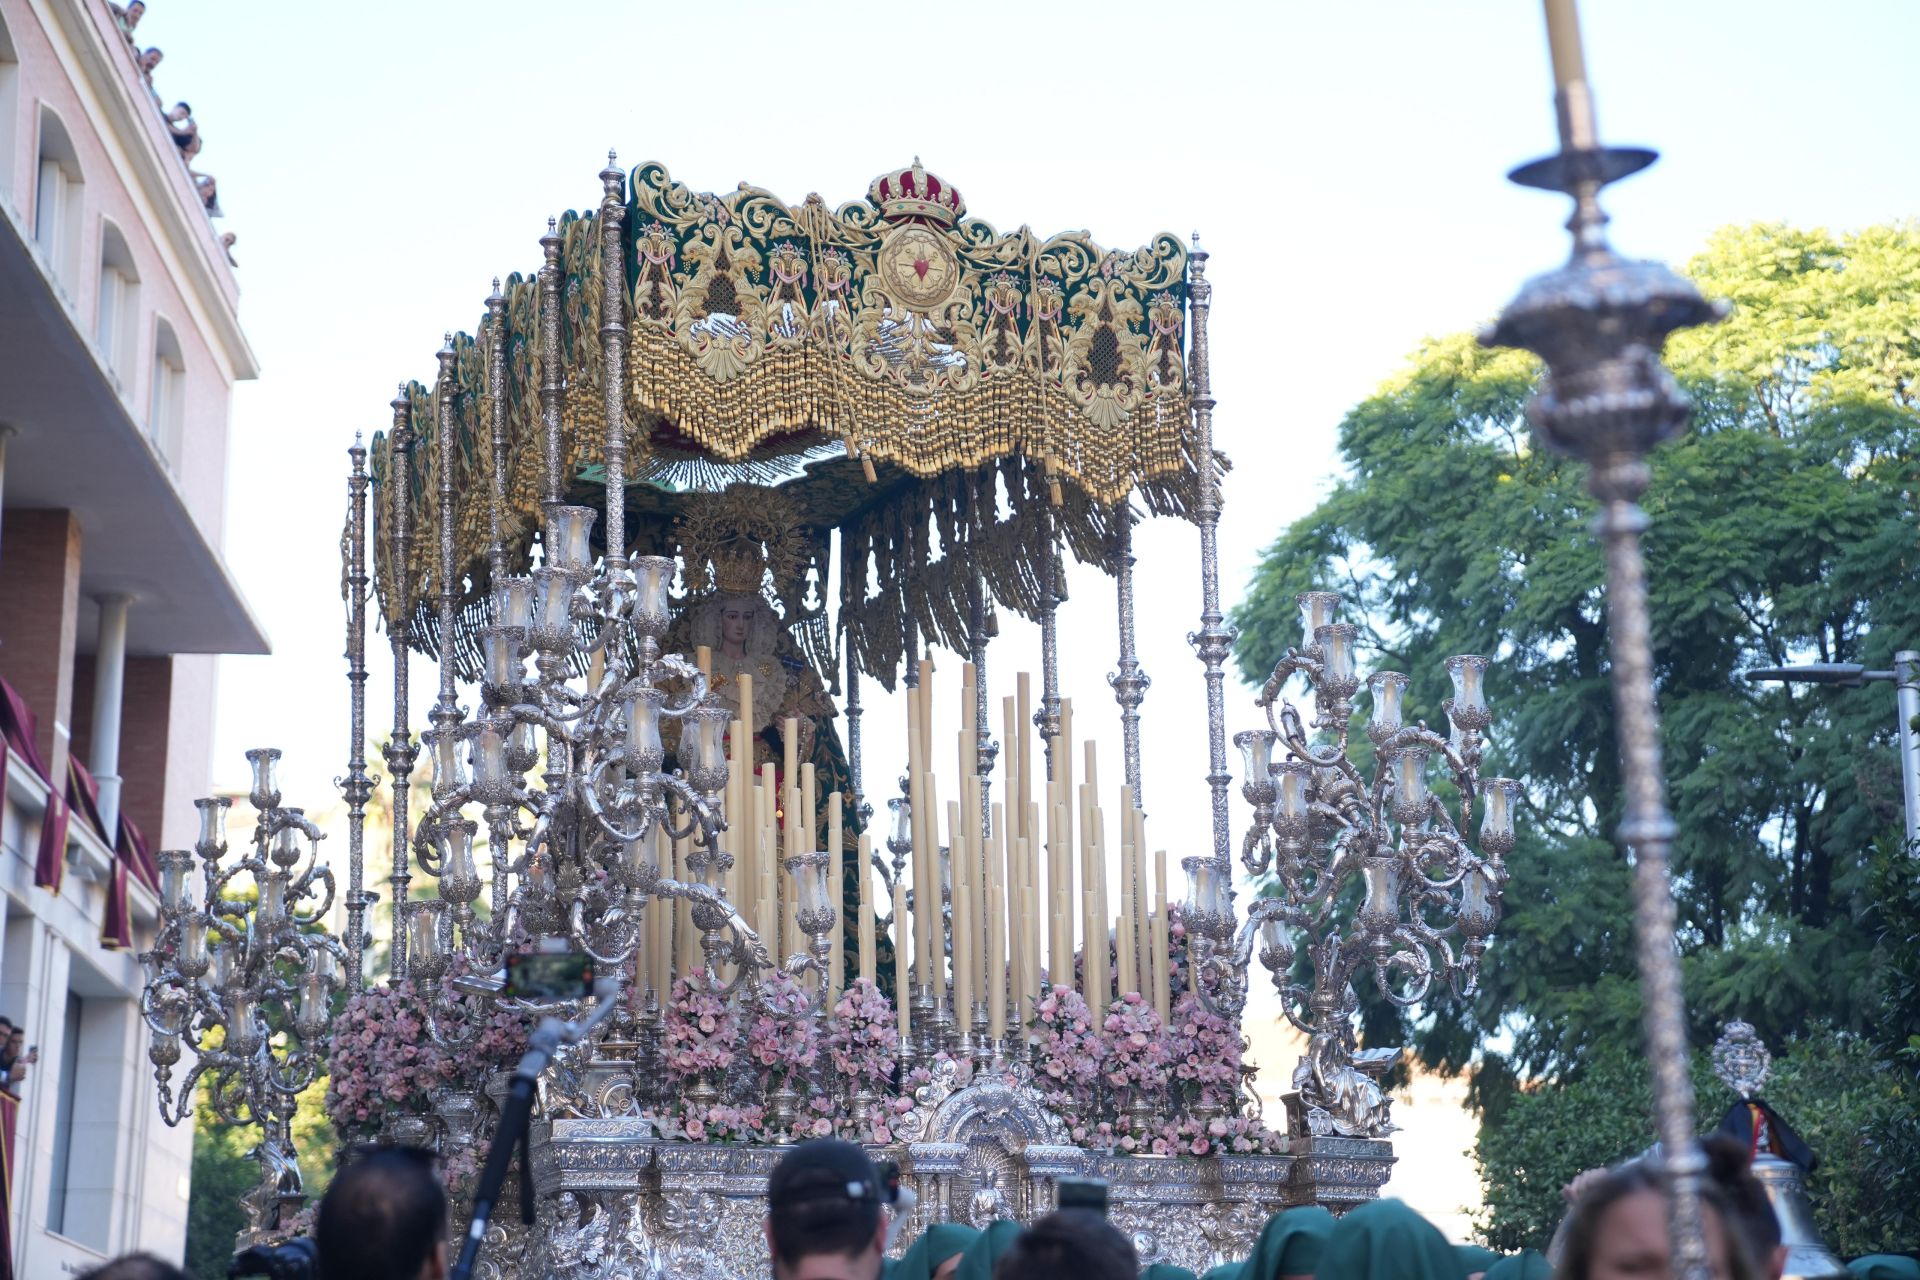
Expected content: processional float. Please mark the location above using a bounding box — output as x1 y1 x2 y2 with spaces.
141 155 1523 1276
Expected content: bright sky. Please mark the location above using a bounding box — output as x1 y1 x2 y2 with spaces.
142 3 1910 922
139 0 1914 1225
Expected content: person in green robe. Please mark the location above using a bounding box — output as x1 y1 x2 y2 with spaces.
1457 1245 1502 1279
1316 1200 1464 1280
952 1220 1022 1280
1145 1267 1201 1280
1202 1205 1336 1280
1483 1250 1550 1280
889 1223 980 1280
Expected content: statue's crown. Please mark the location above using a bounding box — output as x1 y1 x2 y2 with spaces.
710 540 768 596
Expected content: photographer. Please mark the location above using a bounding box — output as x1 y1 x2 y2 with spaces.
764 1138 887 1280
315 1147 448 1280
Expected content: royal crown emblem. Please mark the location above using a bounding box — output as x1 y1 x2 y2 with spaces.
866 158 966 227
869 159 965 313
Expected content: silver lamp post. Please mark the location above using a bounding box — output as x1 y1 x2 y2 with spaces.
140 749 345 1251
1209 591 1513 1138
1482 4 1729 1277
1743 652 1920 853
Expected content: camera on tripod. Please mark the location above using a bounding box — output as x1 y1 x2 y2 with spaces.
229 1235 318 1279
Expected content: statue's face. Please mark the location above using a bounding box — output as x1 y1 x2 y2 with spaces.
720 604 753 647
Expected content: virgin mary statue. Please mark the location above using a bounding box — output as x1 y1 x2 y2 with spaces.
663 490 890 988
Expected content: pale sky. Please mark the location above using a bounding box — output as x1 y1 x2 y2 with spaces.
134 0 1915 1228
155 0 1917 808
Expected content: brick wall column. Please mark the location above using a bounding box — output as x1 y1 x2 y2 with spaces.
0 509 85 786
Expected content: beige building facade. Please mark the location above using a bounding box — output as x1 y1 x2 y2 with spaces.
0 0 262 1271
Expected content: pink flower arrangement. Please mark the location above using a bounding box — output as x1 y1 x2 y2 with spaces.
826 979 902 1142
1151 1111 1284 1157
826 979 899 1092
1102 992 1172 1105
1166 991 1242 1111
662 968 740 1080
745 971 818 1087
1030 984 1104 1116
324 979 458 1144
678 1101 771 1143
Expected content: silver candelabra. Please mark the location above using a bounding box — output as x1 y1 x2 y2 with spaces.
140 748 345 1250
1202 592 1515 1138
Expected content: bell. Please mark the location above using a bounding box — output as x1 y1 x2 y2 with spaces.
1749 1153 1846 1280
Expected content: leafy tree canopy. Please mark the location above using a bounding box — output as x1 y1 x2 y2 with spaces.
1232 222 1920 1091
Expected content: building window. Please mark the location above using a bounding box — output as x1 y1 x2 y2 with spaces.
95 223 141 381
0 14 18 209
45 990 82 1237
33 107 84 291
150 318 185 463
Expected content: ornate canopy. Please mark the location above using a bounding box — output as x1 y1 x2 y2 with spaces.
366 159 1208 686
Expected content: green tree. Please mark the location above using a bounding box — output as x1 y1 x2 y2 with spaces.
1232 222 1920 1221
1472 1029 1908 1254
184 1076 338 1277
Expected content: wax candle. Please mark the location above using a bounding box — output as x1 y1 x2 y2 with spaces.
922 772 941 988
1543 0 1587 89
960 664 977 793
894 878 912 1042
905 673 928 984
950 800 973 1025
857 832 876 987
988 817 1007 1041
827 788 843 999
1016 673 1033 841
1153 847 1171 1023
695 644 712 684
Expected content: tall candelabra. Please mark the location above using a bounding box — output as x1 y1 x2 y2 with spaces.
399 508 789 1064
1201 592 1515 1138
140 748 345 1249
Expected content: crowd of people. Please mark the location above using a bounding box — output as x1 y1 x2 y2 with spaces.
0 1015 39 1092
60 1133 1920 1280
107 0 233 252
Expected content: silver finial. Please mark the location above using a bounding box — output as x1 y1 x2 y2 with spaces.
1711 1020 1772 1100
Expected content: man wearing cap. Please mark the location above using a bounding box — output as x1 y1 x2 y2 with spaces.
766 1138 888 1280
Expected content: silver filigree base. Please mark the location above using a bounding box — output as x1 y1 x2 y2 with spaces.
484 1077 1395 1278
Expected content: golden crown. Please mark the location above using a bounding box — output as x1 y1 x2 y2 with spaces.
675 486 807 599
710 541 768 596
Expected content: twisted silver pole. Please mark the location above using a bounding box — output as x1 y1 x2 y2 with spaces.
431 339 462 731
485 279 509 583
1183 239 1235 878
1110 500 1149 804
1034 510 1062 781
599 153 628 571
343 434 373 987
384 388 420 980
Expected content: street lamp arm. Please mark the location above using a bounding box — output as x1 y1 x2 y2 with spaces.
1742 663 1876 687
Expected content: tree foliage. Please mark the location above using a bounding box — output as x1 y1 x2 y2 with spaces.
1472 1029 1913 1254
1234 222 1919 1077
183 1066 337 1276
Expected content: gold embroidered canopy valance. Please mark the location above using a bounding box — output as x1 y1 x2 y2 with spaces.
365 159 1206 686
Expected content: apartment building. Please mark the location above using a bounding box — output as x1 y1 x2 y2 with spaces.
0 0 263 1271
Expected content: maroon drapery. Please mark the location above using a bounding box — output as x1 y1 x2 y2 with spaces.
70 757 159 950
0 1087 16 1280
0 678 66 896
